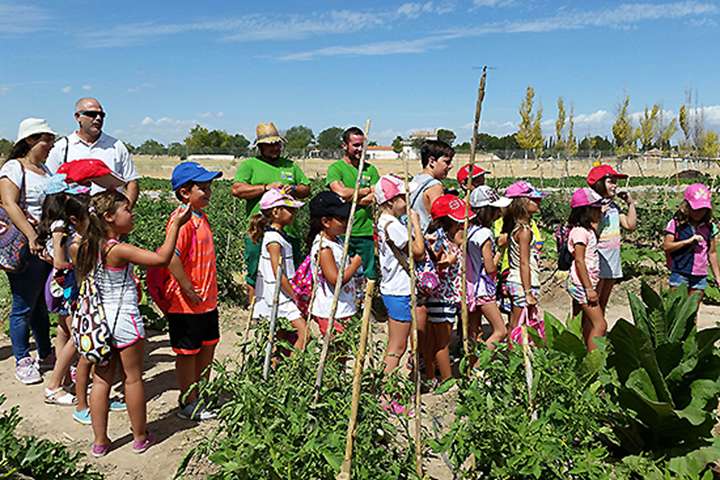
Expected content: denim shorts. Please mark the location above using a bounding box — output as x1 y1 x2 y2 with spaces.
382 295 412 322
669 272 707 290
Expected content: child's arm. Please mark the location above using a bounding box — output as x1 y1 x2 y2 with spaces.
407 210 425 261
319 249 362 286
573 243 598 305
709 237 720 288
69 236 80 264
663 232 703 254
517 228 537 306
267 243 296 300
481 240 496 276
51 230 69 270
167 254 203 306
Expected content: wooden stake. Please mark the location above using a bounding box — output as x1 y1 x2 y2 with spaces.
311 119 372 407
461 67 489 374
337 280 376 480
238 296 257 371
520 322 537 421
401 150 423 480
263 263 284 380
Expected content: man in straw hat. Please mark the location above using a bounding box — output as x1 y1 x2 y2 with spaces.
232 122 311 300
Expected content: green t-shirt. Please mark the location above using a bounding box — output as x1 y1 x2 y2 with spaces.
233 156 310 238
326 160 380 236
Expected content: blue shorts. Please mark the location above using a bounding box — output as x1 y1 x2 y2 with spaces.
669 272 707 290
382 295 412 322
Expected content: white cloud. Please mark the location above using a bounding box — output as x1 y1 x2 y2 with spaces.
0 3 51 34
279 37 448 61
216 111 225 118
471 0 517 9
81 85 92 91
127 83 155 93
118 116 204 145
61 86 72 94
686 17 717 26
197 112 214 118
0 86 9 96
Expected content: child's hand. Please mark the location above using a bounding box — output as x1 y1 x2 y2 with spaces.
351 254 363 266
617 191 633 204
173 204 193 226
267 181 284 192
184 289 203 306
525 291 537 307
689 234 704 244
586 288 599 306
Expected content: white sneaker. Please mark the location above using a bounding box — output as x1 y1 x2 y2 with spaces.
16 357 42 384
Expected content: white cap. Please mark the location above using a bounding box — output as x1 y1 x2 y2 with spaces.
469 185 512 208
16 118 56 144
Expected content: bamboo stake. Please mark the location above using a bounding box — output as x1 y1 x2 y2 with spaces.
311 119 372 407
302 235 323 350
238 296 257 371
337 280 376 480
401 150 423 480
520 319 537 421
263 263 284 380
461 67 488 374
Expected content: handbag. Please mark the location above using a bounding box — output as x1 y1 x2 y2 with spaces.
0 161 33 273
510 305 545 347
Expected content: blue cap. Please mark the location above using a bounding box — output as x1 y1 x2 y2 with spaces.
171 162 223 190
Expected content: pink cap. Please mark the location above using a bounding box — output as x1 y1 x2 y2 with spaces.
430 194 475 222
259 188 305 210
375 174 412 204
684 183 712 210
570 187 609 208
505 180 547 199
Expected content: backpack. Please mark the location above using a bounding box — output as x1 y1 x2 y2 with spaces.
383 222 439 297
509 305 546 348
554 224 573 271
291 253 314 318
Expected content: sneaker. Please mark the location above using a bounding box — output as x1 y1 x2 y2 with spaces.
132 433 156 454
73 408 92 425
178 398 217 421
92 441 111 457
36 353 56 373
15 357 42 385
109 400 127 412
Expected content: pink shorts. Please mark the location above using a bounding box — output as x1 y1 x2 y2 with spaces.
313 316 352 339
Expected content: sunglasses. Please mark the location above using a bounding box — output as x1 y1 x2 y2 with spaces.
78 110 106 119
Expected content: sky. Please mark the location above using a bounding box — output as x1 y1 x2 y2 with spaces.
1 0 720 147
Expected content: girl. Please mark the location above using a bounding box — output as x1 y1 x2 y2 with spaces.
307 191 363 341
426 194 472 389
587 165 637 314
502 181 546 334
567 188 607 351
248 188 308 350
663 183 720 307
36 176 90 405
467 186 511 358
75 190 192 456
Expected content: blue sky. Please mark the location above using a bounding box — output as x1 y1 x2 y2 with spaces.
1 0 719 147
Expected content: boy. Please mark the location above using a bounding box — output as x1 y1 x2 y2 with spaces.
167 162 223 420
409 140 454 235
456 164 490 192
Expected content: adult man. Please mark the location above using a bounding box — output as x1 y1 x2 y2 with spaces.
232 122 311 300
326 126 379 279
46 98 139 208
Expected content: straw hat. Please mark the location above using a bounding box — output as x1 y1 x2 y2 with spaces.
251 122 286 148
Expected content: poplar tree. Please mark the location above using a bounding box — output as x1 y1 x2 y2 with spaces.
612 94 637 158
636 104 660 151
516 86 543 160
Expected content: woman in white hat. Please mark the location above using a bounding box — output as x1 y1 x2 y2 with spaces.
0 118 56 385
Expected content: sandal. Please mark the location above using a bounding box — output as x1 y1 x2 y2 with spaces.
44 387 77 406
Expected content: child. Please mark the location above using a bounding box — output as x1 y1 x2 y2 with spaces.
376 175 425 385
426 194 472 388
467 186 510 356
166 162 222 421
248 188 308 350
567 188 608 351
75 190 192 456
587 165 637 314
307 191 363 339
502 181 546 334
36 175 89 405
456 164 489 192
663 183 720 307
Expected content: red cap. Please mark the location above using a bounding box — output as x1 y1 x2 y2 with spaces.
586 165 628 185
57 159 126 189
457 164 489 185
430 194 475 222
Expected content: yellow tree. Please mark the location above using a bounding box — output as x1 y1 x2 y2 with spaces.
564 104 578 160
698 129 719 158
636 104 660 152
516 86 543 160
612 93 637 158
555 97 566 155
678 104 693 158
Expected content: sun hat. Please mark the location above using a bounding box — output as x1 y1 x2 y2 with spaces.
309 191 351 218
44 174 92 195
505 180 547 199
431 194 475 222
374 174 416 205
57 159 126 189
586 165 628 185
16 118 56 144
251 122 287 148
171 161 223 190
457 164 490 185
570 187 610 208
684 183 712 210
259 188 305 211
469 185 512 209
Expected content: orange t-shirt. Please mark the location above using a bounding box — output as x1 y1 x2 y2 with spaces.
165 210 218 314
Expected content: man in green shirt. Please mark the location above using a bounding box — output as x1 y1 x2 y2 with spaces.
232 122 311 299
327 126 380 279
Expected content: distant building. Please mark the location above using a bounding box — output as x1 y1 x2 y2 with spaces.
402 129 439 160
367 146 400 160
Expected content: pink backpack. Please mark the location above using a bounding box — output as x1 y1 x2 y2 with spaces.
510 306 546 347
291 253 313 318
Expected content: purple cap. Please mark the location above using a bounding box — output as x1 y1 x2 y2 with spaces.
570 187 609 208
259 188 305 210
505 181 547 199
684 183 712 210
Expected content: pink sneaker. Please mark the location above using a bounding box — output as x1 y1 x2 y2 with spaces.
132 433 156 454
92 441 111 457
15 357 42 385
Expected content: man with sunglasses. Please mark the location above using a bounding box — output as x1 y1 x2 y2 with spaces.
46 98 139 208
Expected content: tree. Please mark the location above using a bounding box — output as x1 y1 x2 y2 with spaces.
138 139 165 157
285 125 314 152
316 127 344 151
368 141 378 147
678 104 694 158
579 135 613 152
168 142 187 159
564 104 578 160
392 136 404 154
698 129 720 158
555 97 567 155
515 86 543 159
411 137 425 156
0 138 12 157
656 109 678 154
124 142 137 154
455 142 471 153
612 93 637 158
437 128 456 146
636 104 660 151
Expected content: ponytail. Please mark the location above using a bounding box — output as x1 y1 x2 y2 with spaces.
247 211 271 245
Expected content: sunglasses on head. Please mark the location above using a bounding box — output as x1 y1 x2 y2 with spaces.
78 110 106 119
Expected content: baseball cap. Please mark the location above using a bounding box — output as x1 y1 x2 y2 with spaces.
469 185 512 208
171 161 223 190
586 165 628 186
457 164 490 185
684 183 712 210
505 180 547 199
16 118 56 144
309 190 351 218
430 194 475 222
570 187 610 208
375 174 411 205
58 159 126 190
259 188 305 211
